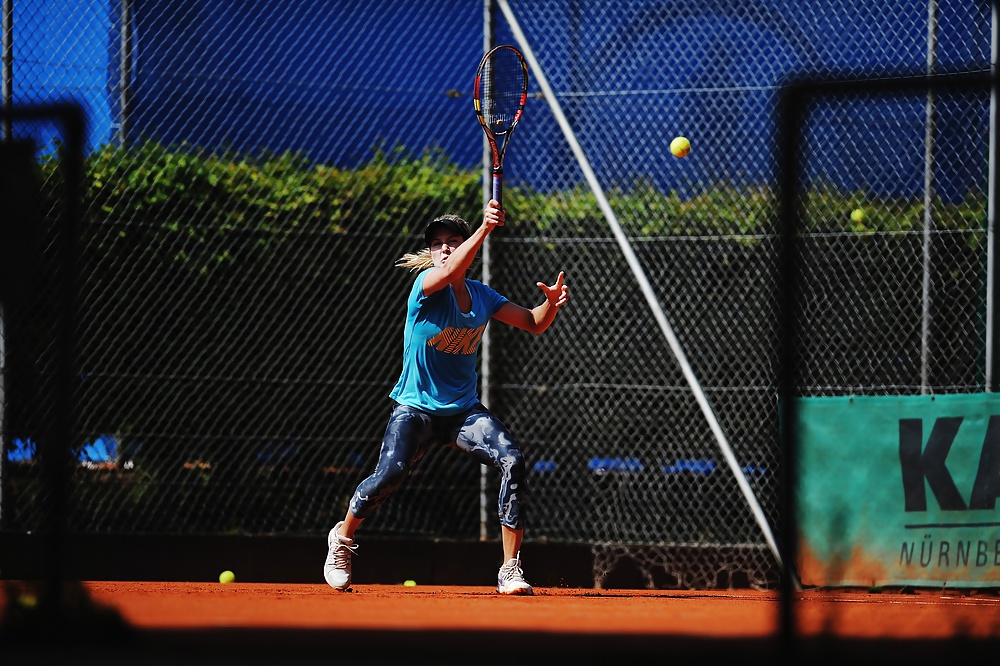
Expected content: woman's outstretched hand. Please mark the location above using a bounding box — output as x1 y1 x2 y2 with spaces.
537 271 569 308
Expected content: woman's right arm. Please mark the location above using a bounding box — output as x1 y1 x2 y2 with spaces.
421 200 504 295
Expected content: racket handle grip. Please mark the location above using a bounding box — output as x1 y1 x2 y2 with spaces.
492 173 503 209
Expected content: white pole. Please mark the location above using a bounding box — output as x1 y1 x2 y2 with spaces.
117 0 133 146
496 0 793 584
478 0 494 542
987 1 999 391
2 0 11 140
920 0 938 394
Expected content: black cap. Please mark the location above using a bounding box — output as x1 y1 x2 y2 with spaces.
424 215 472 246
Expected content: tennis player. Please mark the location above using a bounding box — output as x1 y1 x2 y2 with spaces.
324 199 569 595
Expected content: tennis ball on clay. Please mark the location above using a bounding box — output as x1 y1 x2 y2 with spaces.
219 570 235 584
403 579 417 587
670 136 691 158
850 208 865 223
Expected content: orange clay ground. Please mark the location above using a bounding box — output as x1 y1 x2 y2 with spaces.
2 581 999 663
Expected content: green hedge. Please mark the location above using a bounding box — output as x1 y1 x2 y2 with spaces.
37 139 987 245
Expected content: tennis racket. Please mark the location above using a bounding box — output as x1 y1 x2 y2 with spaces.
473 44 528 210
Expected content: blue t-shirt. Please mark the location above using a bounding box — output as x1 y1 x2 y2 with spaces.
389 269 509 415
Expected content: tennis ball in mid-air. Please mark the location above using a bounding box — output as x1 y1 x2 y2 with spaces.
403 579 417 587
219 570 235 584
851 208 865 223
670 136 691 158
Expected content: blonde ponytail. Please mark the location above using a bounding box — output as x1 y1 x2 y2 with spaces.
395 248 435 271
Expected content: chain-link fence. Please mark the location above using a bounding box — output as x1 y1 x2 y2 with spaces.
1 0 993 590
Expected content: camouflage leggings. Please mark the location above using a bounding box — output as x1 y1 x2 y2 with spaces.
349 402 527 530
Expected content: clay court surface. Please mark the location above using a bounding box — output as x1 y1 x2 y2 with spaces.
81 581 1000 637
5 581 1000 663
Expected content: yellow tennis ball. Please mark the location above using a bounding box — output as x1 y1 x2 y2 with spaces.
219 570 235 584
670 136 691 158
850 208 865 223
403 579 417 587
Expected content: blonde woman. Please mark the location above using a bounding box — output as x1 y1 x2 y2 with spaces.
324 199 569 595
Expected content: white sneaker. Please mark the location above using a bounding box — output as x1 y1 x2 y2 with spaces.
497 553 533 595
323 521 357 590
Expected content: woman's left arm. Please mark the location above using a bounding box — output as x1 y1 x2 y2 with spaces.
491 271 569 335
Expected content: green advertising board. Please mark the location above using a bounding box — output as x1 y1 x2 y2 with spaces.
794 393 1000 588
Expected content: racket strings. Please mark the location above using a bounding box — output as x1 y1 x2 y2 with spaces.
478 51 526 134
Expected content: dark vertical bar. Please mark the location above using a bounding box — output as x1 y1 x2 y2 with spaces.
776 81 804 662
42 102 86 610
0 138 37 530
